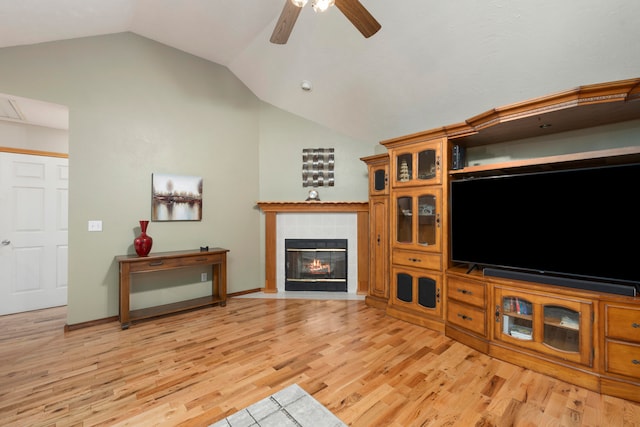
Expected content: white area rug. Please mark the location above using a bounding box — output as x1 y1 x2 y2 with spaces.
209 384 347 427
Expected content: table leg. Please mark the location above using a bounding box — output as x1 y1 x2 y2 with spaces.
119 263 131 329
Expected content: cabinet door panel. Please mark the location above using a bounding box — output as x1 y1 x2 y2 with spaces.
392 188 442 252
364 155 389 196
391 266 442 317
369 197 388 299
390 139 443 187
493 286 592 366
417 194 437 246
418 276 437 309
396 196 413 244
543 305 580 353
397 273 413 303
374 169 387 192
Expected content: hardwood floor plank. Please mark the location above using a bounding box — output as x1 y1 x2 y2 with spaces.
1 300 639 426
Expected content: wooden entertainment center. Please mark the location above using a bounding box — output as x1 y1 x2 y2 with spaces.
361 78 640 402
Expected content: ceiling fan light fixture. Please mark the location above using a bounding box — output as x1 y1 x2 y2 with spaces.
271 0 380 44
311 0 335 13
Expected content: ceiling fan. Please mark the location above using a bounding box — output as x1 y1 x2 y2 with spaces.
270 0 381 45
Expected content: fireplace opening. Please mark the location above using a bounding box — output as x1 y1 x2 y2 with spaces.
285 239 347 291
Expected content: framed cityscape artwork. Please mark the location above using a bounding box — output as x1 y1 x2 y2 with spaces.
151 173 203 221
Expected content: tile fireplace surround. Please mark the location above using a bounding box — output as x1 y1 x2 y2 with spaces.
256 202 369 294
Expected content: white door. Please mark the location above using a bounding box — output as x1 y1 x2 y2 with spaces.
0 152 68 315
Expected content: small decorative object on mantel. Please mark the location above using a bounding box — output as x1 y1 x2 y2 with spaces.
134 220 153 257
306 189 320 201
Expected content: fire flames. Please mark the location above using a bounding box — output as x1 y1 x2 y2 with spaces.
306 258 331 274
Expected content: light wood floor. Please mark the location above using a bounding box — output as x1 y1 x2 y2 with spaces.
1 298 639 427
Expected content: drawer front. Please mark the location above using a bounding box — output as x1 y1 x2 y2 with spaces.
128 253 223 273
605 340 640 379
392 249 441 271
447 300 486 336
447 276 485 308
605 305 640 343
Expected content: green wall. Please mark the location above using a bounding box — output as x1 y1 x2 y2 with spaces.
0 32 372 325
6 31 633 326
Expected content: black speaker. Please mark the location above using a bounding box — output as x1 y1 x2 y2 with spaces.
483 268 637 297
452 145 465 170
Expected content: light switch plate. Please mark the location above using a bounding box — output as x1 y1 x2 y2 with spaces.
88 220 102 232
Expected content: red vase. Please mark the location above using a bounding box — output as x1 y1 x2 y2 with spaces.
134 220 153 257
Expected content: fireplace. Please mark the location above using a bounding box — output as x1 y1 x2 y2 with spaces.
256 201 368 294
285 239 347 291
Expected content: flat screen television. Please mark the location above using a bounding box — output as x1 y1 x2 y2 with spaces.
449 162 640 296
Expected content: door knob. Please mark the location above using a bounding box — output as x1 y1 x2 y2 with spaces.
1 240 10 246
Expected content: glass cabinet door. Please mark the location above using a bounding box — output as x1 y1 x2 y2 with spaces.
543 305 580 353
501 296 533 341
494 287 592 366
417 149 437 181
363 154 389 196
391 139 442 186
396 196 413 244
417 195 436 246
393 188 441 251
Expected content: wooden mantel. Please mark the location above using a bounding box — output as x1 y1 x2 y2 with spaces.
256 201 369 294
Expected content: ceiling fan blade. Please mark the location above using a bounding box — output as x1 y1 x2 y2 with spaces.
335 0 381 38
270 1 303 44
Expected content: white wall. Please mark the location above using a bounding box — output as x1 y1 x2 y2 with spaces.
0 121 68 153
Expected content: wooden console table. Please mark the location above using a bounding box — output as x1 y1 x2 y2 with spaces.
116 248 229 329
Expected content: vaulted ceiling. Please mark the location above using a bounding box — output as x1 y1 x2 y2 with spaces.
1 0 639 142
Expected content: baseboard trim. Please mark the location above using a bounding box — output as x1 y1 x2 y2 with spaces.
65 315 118 332
64 289 264 331
229 288 263 297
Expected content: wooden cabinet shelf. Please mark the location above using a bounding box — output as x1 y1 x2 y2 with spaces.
544 317 579 330
129 295 224 323
504 312 532 322
450 146 640 177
